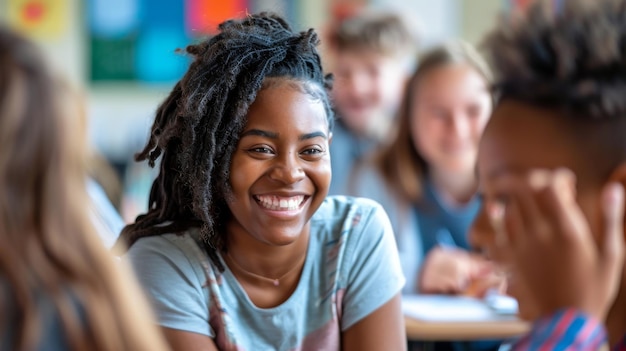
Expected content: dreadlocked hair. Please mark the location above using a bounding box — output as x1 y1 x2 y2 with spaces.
484 0 626 120
118 12 334 271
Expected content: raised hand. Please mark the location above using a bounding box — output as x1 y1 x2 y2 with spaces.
487 168 625 320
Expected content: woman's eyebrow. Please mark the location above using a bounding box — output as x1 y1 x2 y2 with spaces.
240 129 278 139
240 129 327 141
299 131 327 141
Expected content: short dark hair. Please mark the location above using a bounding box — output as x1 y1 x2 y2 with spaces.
484 0 626 181
119 13 334 270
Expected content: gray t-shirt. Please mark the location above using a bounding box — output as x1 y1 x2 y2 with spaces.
127 196 404 351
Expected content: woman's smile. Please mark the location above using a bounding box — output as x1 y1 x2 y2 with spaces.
253 194 310 217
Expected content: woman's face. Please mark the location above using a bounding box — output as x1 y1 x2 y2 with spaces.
226 80 332 246
410 63 492 175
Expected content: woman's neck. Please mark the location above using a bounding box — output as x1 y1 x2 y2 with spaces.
224 225 309 280
429 168 478 207
223 223 310 308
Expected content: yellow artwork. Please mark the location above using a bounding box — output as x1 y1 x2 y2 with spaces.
7 0 68 39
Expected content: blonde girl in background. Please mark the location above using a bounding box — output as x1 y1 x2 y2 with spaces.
351 40 500 351
352 40 499 296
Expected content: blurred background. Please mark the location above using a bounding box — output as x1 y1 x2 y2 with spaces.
0 0 528 221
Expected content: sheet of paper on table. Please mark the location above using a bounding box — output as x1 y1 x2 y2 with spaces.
402 294 519 322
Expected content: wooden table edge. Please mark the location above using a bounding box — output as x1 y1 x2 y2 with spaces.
405 316 531 341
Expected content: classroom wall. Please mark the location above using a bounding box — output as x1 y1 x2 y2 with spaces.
0 0 85 83
460 0 503 45
0 0 504 82
364 0 461 47
0 0 503 162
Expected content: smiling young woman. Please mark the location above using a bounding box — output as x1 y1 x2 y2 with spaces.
117 13 407 351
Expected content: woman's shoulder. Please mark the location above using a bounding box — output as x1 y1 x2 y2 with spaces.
315 195 384 219
127 231 199 257
311 196 390 241
125 230 209 282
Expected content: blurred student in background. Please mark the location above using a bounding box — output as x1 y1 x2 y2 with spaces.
351 41 498 297
0 26 167 351
351 40 500 351
327 10 417 195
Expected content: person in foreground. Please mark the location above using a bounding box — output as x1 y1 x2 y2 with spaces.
119 13 406 351
0 26 167 350
470 0 626 349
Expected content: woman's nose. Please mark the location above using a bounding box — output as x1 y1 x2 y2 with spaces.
448 114 471 139
268 153 305 184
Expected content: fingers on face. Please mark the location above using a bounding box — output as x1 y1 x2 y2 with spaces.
488 168 584 247
469 209 498 258
600 182 626 270
535 169 592 245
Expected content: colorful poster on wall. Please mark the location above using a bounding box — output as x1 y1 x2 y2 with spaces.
7 0 68 39
89 0 190 83
90 0 306 83
91 36 137 81
185 0 248 36
507 0 565 13
508 0 535 12
136 0 189 83
89 0 140 81
89 0 140 38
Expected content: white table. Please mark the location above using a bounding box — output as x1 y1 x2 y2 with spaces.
403 295 530 342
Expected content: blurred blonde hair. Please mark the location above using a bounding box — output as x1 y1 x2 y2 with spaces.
364 40 493 205
0 26 167 351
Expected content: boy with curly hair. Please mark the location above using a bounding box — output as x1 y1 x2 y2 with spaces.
470 0 626 349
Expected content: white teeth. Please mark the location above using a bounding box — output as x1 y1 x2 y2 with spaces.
256 195 304 211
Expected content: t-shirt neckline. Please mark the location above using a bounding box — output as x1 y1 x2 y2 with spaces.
216 233 315 313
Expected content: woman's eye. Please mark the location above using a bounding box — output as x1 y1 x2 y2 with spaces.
249 147 274 154
301 148 323 156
